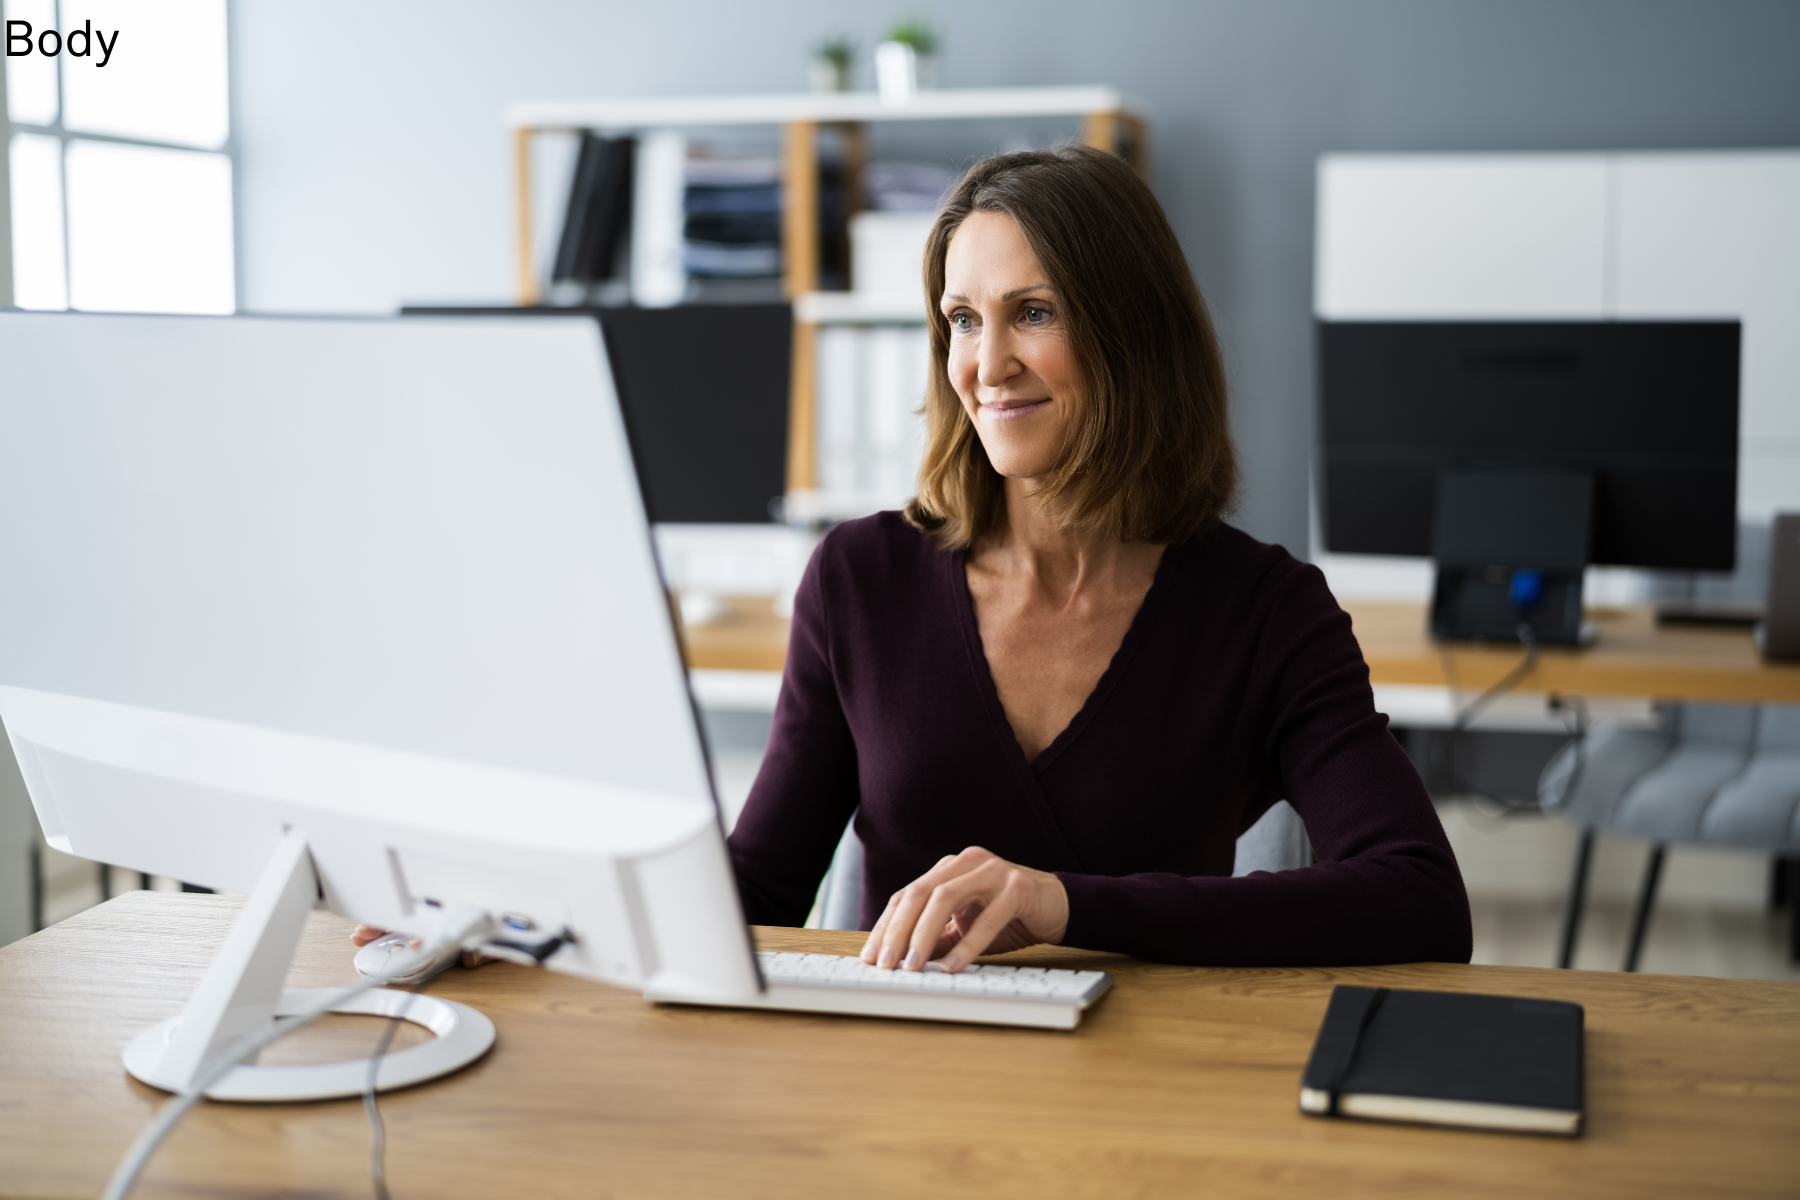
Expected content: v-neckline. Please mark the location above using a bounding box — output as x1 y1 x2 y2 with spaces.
950 540 1180 780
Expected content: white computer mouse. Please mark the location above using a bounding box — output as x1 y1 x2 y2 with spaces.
353 932 461 986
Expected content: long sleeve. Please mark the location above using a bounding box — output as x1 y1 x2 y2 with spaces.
725 535 861 926
1055 564 1473 966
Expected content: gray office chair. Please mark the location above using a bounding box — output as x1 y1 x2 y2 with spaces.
813 801 1313 931
1539 703 1800 971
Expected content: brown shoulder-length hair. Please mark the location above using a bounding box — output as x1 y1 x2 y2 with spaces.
904 144 1237 549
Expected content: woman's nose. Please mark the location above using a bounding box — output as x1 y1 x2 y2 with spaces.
976 326 1020 389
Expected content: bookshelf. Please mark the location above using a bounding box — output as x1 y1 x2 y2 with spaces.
504 86 1147 494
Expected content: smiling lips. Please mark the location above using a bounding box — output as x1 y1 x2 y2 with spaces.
981 397 1052 420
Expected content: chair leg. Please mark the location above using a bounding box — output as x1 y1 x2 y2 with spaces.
1557 828 1595 969
1623 844 1667 973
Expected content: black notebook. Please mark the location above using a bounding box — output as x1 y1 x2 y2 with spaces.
1299 986 1584 1136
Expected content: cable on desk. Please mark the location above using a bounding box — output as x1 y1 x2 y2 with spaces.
364 979 425 1200
1435 628 1540 815
1544 692 1592 812
362 928 568 1200
102 907 491 1200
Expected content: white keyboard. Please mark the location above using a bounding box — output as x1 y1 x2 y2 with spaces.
650 951 1114 1031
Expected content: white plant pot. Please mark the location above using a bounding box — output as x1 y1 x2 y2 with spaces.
875 41 935 103
809 60 848 93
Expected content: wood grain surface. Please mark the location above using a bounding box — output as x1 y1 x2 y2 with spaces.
2 892 1796 1199
678 593 792 673
1345 601 1800 703
679 595 1800 703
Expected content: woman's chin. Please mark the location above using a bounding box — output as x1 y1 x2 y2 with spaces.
985 453 1059 481
978 436 1062 481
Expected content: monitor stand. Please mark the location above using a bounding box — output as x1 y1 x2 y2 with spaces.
121 830 495 1102
1430 469 1594 646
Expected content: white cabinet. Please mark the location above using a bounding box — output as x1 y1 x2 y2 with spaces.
1315 154 1610 320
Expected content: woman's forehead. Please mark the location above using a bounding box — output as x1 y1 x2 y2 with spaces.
943 211 1049 297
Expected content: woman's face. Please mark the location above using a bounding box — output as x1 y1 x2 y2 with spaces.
940 210 1085 483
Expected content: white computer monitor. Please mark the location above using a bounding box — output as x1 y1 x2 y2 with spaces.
0 312 761 1098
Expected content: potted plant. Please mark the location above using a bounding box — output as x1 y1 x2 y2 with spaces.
810 36 855 93
874 19 938 103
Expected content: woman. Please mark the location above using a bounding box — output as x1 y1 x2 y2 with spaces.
727 146 1471 973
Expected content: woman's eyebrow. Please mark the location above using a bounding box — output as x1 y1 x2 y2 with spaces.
940 285 1056 308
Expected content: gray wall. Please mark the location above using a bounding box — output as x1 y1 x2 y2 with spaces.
232 0 1800 553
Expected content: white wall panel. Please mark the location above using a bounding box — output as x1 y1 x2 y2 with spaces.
1315 154 1610 320
1614 151 1800 521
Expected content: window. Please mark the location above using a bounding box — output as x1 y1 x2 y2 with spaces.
6 0 234 313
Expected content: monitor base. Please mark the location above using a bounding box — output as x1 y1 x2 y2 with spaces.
119 829 495 1103
123 987 495 1102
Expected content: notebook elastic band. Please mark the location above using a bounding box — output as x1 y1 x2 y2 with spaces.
1327 987 1389 1116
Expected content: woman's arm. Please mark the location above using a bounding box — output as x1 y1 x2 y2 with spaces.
862 561 1470 971
725 535 863 927
1055 564 1472 966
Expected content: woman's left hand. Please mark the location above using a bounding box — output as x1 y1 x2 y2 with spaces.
858 846 1069 973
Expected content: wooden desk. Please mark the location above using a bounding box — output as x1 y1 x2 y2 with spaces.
3 893 1796 1199
1344 601 1800 704
681 596 1800 704
678 593 793 674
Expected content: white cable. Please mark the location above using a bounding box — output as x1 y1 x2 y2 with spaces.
363 983 421 1200
102 907 491 1200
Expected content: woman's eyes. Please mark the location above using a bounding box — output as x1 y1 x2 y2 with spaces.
946 304 1055 334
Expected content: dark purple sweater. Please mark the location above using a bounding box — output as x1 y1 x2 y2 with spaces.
727 513 1472 966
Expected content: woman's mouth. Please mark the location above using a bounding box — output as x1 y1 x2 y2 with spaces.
981 397 1051 421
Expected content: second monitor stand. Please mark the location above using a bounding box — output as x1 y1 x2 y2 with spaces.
1429 469 1595 647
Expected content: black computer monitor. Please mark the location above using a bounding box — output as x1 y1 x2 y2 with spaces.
402 304 791 524
1317 320 1740 641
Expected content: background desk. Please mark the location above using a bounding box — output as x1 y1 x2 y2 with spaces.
681 597 1800 705
2 892 1796 1199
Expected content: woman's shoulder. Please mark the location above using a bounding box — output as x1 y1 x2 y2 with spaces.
1184 521 1331 607
816 509 944 563
808 510 952 598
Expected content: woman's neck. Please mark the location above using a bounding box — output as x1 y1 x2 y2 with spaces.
974 476 1161 602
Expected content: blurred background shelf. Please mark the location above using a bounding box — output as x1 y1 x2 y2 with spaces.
507 85 1146 508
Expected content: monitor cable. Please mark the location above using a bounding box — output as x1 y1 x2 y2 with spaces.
359 926 570 1200
364 979 427 1200
1544 692 1592 812
1435 625 1540 815
103 906 492 1200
